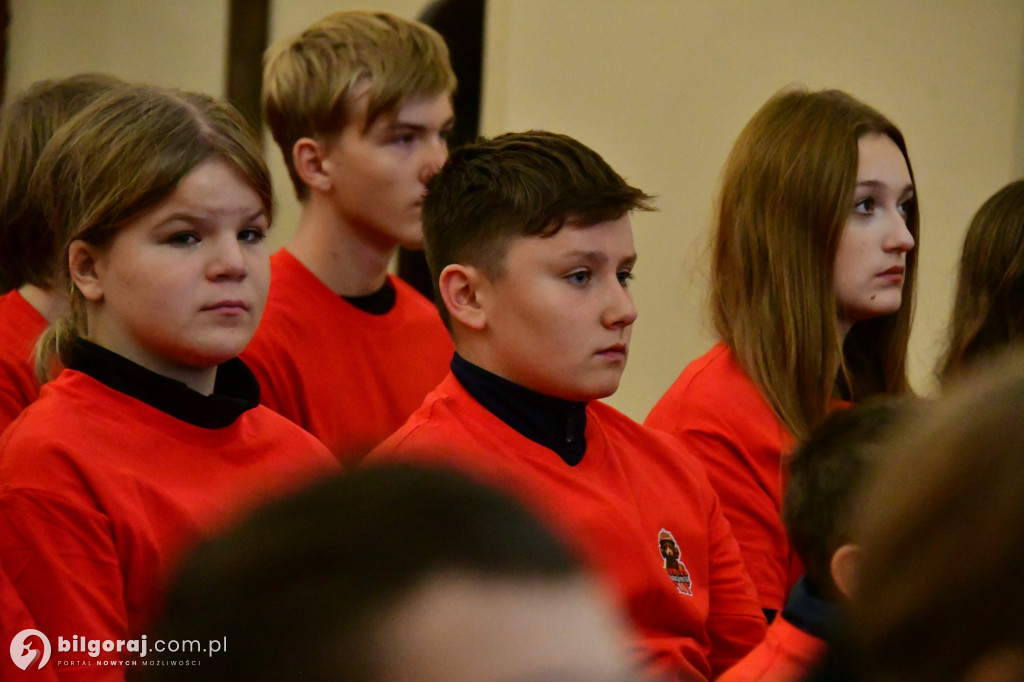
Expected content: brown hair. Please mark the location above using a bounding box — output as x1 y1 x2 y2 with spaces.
31 83 272 380
422 130 654 327
712 88 918 440
938 179 1024 383
0 73 122 293
847 350 1024 681
263 10 456 201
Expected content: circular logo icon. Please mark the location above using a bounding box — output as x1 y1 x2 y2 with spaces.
10 629 51 670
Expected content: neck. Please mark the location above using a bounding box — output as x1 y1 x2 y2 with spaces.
18 283 67 322
837 318 852 345
288 197 394 296
85 332 217 396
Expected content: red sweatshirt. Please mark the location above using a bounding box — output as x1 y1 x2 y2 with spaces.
718 615 826 682
645 344 799 614
242 250 453 465
367 372 766 681
0 290 46 432
0 354 337 681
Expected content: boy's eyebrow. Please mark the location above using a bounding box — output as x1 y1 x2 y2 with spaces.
561 250 638 267
387 115 456 132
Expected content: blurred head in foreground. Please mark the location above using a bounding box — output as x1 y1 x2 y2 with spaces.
143 464 641 681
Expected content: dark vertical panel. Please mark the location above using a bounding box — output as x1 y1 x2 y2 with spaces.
225 0 269 139
398 0 487 297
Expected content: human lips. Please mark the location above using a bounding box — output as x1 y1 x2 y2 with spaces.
876 265 905 284
202 299 249 315
596 343 628 361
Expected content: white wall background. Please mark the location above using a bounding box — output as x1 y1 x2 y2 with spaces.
9 0 1024 420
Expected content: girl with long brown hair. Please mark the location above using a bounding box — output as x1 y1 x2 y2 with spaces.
646 88 918 618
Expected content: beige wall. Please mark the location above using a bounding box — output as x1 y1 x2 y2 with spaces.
483 0 1024 419
7 0 227 94
10 1 1024 420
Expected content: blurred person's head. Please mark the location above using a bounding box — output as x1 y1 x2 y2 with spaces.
842 350 1024 681
143 464 642 681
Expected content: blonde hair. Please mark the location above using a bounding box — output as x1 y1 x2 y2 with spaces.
0 73 122 292
31 83 272 381
712 88 918 440
263 10 456 200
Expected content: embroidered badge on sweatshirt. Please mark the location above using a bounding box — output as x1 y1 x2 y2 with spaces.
658 528 693 596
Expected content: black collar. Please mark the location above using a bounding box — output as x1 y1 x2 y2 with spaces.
451 353 587 465
782 575 842 641
343 278 396 315
68 338 260 429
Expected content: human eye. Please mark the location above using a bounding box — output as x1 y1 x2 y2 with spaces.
388 129 418 146
238 225 267 244
897 196 915 219
853 196 875 215
167 231 199 246
617 269 635 287
565 269 592 286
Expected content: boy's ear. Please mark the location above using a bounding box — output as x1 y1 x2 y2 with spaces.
830 543 860 600
438 264 487 331
68 239 105 302
292 137 333 194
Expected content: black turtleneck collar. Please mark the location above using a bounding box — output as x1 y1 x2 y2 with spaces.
451 353 587 465
781 575 842 641
68 338 260 429
343 277 396 315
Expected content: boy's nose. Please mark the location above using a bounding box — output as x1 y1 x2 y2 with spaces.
419 137 449 184
603 284 638 329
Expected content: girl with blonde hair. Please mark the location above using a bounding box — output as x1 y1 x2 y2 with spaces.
647 88 918 618
0 84 335 672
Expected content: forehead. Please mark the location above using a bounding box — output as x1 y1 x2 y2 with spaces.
855 133 911 183
342 82 453 133
504 216 636 264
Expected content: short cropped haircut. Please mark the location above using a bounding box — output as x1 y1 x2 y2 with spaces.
0 73 122 292
423 130 654 326
144 464 581 682
783 398 916 599
263 10 456 201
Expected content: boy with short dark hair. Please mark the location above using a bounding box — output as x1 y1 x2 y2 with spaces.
368 130 766 680
719 398 916 681
242 10 457 464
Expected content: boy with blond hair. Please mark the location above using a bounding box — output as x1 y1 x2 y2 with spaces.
243 11 456 463
367 130 766 680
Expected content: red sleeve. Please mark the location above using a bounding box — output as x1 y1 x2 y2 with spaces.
675 426 790 613
700 464 770 678
0 490 129 680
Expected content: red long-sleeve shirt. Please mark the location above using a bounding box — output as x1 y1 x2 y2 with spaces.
241 249 453 465
367 372 766 681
